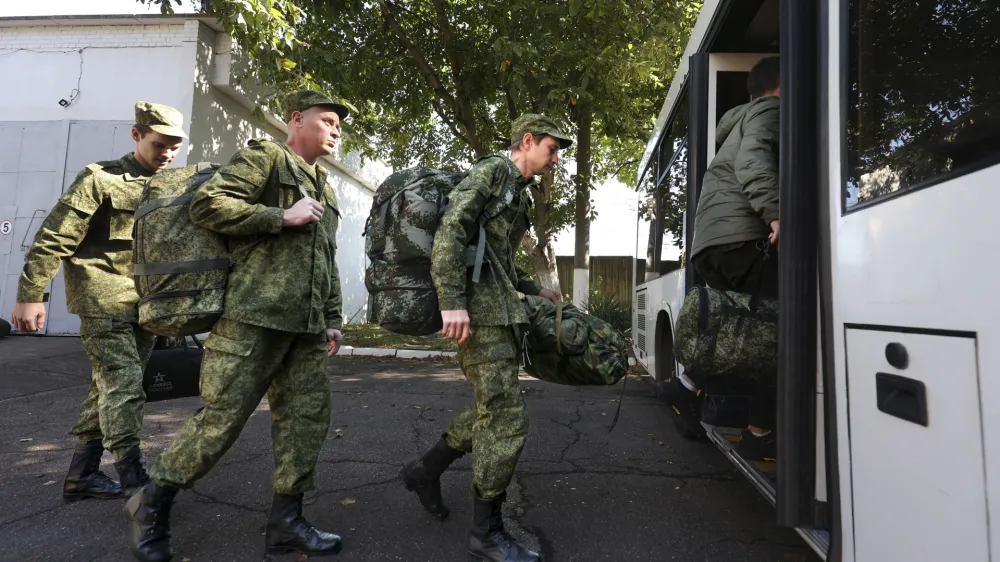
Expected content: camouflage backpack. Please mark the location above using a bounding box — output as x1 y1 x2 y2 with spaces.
673 283 778 385
363 157 516 336
132 162 230 337
519 294 630 387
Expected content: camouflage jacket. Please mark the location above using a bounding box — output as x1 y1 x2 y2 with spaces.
432 154 543 326
188 139 342 334
17 153 153 321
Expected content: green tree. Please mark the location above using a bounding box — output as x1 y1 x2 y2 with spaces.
139 0 698 294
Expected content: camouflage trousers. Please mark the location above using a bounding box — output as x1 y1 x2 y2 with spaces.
150 318 331 495
443 325 528 499
72 317 156 461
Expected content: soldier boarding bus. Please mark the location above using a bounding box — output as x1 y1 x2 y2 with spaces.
631 0 999 561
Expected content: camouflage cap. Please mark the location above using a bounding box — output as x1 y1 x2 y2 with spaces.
282 90 350 123
134 101 187 139
511 113 573 150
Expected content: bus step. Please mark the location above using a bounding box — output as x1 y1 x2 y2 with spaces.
702 422 831 560
701 422 778 505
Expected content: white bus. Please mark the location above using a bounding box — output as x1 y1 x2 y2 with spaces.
631 0 999 560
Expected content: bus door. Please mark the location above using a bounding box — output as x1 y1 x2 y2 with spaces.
820 1 1000 560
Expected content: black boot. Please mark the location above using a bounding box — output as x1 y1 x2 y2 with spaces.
265 493 342 557
468 492 541 562
124 481 177 562
400 438 466 519
114 446 151 498
63 439 123 501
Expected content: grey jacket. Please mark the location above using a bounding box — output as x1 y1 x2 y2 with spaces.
690 96 779 258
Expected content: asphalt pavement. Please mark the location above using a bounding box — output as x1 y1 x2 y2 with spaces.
0 335 819 562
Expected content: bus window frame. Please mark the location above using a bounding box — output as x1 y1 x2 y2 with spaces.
840 0 1000 216
638 83 691 283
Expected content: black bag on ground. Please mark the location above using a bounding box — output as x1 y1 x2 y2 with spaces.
0 318 10 338
143 335 203 402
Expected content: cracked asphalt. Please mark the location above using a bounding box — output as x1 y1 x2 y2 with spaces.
0 336 819 562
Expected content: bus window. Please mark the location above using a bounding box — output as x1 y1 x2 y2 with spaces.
658 139 687 275
639 92 689 282
845 0 1000 211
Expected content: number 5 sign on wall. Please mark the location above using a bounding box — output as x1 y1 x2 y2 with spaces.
0 207 17 257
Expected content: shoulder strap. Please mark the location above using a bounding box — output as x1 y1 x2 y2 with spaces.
470 158 519 283
280 149 311 199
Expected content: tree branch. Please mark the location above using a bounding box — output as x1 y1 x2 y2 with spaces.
380 2 459 120
430 0 486 155
505 84 518 121
608 157 641 181
430 97 472 147
431 0 461 83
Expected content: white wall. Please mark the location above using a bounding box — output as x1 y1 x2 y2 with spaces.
0 17 391 330
0 22 197 159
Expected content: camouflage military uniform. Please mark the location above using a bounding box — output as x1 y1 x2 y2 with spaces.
431 154 545 498
17 101 189 503
149 137 343 495
17 153 154 460
18 152 157 458
402 114 571 562
126 89 349 562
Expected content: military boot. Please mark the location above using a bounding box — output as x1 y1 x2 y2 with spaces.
124 481 177 562
400 438 466 519
114 446 151 498
468 492 541 562
62 439 123 501
265 493 342 556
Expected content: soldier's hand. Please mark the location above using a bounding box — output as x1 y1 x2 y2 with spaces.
538 288 561 303
283 197 324 227
769 219 779 246
440 310 471 344
11 302 46 332
326 328 343 357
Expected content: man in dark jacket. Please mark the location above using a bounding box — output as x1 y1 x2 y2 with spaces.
662 56 781 462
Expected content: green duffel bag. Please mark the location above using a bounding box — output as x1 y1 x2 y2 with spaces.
520 294 629 386
132 162 229 337
673 284 778 384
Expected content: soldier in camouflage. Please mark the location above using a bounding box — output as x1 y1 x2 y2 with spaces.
401 114 572 562
11 102 186 502
124 90 348 562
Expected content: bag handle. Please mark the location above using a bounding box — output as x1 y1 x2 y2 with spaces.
746 238 773 313
608 372 627 433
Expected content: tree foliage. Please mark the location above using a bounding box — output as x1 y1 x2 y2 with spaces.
139 0 699 283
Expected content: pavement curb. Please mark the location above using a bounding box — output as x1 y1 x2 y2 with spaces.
336 346 457 359
338 346 638 366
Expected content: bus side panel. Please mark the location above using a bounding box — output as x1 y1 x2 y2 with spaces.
633 269 687 380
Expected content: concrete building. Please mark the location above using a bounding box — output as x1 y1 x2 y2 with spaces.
0 13 388 335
